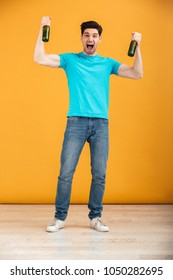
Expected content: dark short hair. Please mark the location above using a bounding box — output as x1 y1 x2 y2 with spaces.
80 21 103 36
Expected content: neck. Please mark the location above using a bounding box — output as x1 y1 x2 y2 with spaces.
82 50 98 56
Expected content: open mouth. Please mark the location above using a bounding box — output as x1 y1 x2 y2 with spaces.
86 44 94 50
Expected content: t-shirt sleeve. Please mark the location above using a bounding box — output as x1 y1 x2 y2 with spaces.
59 53 72 69
110 58 121 75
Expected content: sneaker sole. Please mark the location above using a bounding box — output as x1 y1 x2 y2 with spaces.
90 226 109 232
46 226 64 233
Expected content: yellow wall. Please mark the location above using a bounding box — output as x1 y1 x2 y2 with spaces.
0 0 173 204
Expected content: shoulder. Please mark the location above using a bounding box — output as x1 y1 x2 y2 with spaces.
59 52 75 60
104 57 121 75
59 52 78 68
107 57 121 64
99 55 121 66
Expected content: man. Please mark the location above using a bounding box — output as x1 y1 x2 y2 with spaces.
34 16 143 233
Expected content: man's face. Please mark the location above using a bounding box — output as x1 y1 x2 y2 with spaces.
81 28 102 56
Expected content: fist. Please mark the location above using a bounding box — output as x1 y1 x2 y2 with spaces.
131 32 142 45
41 16 52 27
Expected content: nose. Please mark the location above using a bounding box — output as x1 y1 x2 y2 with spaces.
88 35 93 42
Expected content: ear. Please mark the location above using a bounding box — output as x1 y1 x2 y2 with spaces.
99 36 102 43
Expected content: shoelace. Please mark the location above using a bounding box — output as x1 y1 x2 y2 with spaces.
49 219 58 226
96 219 106 227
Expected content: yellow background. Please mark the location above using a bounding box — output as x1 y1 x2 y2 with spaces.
0 0 173 204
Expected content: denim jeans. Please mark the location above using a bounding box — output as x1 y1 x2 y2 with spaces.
55 117 109 220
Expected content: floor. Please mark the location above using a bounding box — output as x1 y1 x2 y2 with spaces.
0 204 173 260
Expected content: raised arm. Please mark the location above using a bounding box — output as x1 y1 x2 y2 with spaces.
34 16 60 67
118 32 143 79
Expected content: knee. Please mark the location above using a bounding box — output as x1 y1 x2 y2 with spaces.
58 166 75 182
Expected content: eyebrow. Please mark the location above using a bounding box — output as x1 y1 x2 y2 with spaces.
84 32 99 35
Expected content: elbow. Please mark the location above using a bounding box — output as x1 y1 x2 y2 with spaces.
138 71 144 79
133 71 143 80
34 56 45 65
135 74 143 80
34 57 38 64
34 55 40 64
34 52 46 65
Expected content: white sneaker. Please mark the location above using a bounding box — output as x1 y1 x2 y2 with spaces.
90 217 109 232
46 219 65 232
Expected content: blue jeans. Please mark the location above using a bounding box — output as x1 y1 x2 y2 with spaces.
55 117 109 220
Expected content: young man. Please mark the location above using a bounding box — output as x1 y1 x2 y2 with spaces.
34 16 143 233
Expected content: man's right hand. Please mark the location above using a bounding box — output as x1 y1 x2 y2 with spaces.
41 16 52 27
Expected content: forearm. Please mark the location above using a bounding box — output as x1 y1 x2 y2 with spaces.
34 26 46 63
132 45 143 79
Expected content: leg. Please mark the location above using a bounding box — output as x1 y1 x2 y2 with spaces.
55 117 87 221
87 118 109 220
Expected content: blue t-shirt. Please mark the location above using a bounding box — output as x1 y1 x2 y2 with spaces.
59 52 121 119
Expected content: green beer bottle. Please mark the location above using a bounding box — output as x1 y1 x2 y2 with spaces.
128 40 137 57
42 25 50 42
